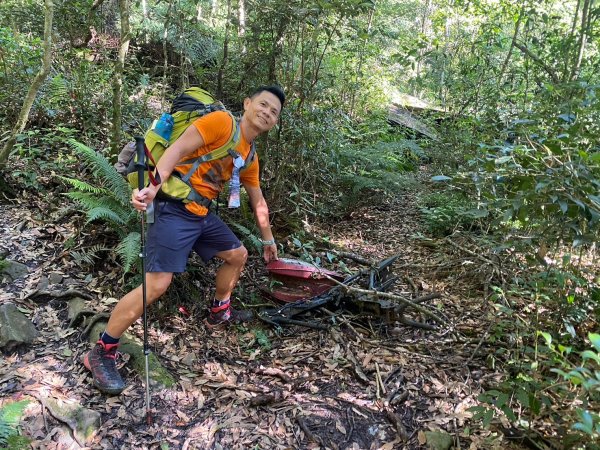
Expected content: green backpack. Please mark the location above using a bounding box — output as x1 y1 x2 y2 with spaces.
125 87 255 207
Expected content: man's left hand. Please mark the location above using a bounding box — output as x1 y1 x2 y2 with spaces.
263 243 278 263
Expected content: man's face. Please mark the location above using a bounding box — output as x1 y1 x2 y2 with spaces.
244 91 282 133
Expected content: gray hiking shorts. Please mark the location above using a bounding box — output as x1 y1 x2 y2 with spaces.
146 200 242 273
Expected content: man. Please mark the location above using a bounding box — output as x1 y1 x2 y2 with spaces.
83 85 285 394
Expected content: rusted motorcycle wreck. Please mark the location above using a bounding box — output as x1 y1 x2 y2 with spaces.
258 256 444 331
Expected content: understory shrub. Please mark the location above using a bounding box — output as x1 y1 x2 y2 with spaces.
470 251 599 448
418 190 487 236
453 83 600 249
60 139 140 273
336 139 423 209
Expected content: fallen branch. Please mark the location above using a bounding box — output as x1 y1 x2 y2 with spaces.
26 289 93 301
321 272 446 325
249 391 283 406
331 250 374 266
252 367 292 383
296 417 322 445
342 284 446 325
384 407 408 441
444 237 496 266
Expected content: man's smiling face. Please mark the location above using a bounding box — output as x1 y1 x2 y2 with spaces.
243 91 281 133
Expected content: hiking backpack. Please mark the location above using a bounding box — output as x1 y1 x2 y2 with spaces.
122 87 255 207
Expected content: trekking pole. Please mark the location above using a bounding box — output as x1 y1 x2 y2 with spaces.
134 136 153 425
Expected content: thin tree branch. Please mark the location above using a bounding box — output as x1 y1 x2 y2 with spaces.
514 41 560 84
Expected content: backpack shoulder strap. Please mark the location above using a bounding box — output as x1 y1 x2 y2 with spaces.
242 141 256 170
178 112 240 182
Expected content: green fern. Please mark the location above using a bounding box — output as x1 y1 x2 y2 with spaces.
69 244 107 268
62 140 141 274
229 222 263 253
68 139 132 204
59 176 106 194
0 400 29 446
46 74 70 104
116 231 141 273
62 191 135 233
87 206 131 227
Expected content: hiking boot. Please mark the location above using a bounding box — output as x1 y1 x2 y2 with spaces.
82 340 125 395
205 304 254 329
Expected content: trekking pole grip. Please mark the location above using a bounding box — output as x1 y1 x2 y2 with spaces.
134 136 145 191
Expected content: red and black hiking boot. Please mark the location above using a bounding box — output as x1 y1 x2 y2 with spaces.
82 340 125 395
205 301 253 329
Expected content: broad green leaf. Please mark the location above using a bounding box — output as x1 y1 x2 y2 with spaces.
515 389 529 408
538 331 552 347
581 351 600 365
529 394 541 415
466 208 489 218
482 408 494 428
589 333 600 352
558 344 572 355
502 208 513 221
558 113 575 123
495 156 512 164
576 410 594 432
495 392 509 408
572 422 593 435
558 200 568 213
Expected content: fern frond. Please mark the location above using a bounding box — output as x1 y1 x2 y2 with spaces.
60 176 109 195
47 74 69 104
69 245 106 268
116 231 141 273
64 192 135 227
229 222 262 253
68 139 132 204
86 206 129 227
0 400 29 444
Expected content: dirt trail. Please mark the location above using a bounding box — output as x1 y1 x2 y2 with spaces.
0 186 512 450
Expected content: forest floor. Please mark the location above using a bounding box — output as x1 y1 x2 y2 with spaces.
0 172 525 450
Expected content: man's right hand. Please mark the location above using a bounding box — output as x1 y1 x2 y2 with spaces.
132 186 157 211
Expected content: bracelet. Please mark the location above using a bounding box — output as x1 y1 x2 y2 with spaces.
261 239 276 246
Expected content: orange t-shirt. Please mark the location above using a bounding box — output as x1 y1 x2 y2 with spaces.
175 111 260 216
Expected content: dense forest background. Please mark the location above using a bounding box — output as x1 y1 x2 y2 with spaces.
0 0 599 448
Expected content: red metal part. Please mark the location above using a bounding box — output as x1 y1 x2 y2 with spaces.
264 258 344 303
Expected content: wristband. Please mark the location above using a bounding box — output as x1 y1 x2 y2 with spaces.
261 239 276 246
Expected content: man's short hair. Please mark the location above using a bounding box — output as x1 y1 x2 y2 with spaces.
251 85 285 109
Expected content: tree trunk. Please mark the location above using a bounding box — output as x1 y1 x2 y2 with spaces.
0 0 54 167
141 0 148 43
217 0 232 98
414 0 432 94
110 0 131 157
563 0 582 79
268 18 286 83
238 0 246 55
350 7 374 115
570 0 591 81
162 0 174 92
210 0 218 28
497 4 524 87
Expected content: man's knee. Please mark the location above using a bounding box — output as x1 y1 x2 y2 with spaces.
221 245 248 267
147 272 173 298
